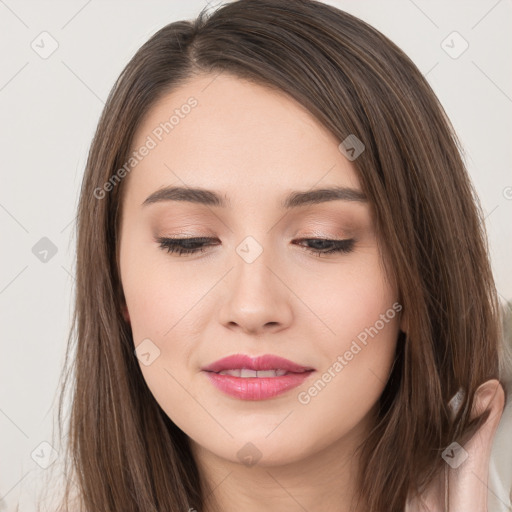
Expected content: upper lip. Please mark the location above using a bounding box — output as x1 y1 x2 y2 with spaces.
201 354 315 373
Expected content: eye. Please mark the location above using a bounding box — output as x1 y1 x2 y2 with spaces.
156 237 355 257
157 237 218 256
294 238 355 256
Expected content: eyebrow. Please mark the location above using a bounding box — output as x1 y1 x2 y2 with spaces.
142 185 367 209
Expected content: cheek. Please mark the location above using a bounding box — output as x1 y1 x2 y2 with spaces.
119 235 211 408
120 228 200 342
294 253 399 423
119 244 202 418
296 301 399 452
300 251 398 345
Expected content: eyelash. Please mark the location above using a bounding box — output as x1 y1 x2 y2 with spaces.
156 237 355 257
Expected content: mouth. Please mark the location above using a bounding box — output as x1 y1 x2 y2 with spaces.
201 354 315 400
213 369 293 377
201 353 314 373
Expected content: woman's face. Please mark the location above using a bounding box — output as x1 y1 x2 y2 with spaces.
118 72 403 467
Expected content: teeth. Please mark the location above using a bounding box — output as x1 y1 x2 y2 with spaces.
217 369 288 377
219 369 241 377
255 369 287 377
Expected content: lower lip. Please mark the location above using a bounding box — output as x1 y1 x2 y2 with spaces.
203 371 314 400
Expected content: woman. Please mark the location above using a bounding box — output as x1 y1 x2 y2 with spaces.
53 0 507 510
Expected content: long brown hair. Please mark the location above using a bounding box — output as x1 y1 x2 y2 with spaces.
52 0 504 510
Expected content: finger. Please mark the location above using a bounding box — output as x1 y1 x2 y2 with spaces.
447 379 505 512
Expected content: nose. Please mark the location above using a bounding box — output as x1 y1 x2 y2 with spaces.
217 245 294 336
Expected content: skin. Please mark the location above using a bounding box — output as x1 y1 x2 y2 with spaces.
118 72 406 512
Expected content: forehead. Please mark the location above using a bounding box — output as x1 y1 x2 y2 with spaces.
124 72 362 207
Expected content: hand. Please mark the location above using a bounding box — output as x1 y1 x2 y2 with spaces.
406 379 505 512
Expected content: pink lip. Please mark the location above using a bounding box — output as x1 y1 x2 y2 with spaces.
202 354 314 373
201 354 315 400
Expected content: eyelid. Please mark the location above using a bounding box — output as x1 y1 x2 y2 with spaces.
155 235 356 258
